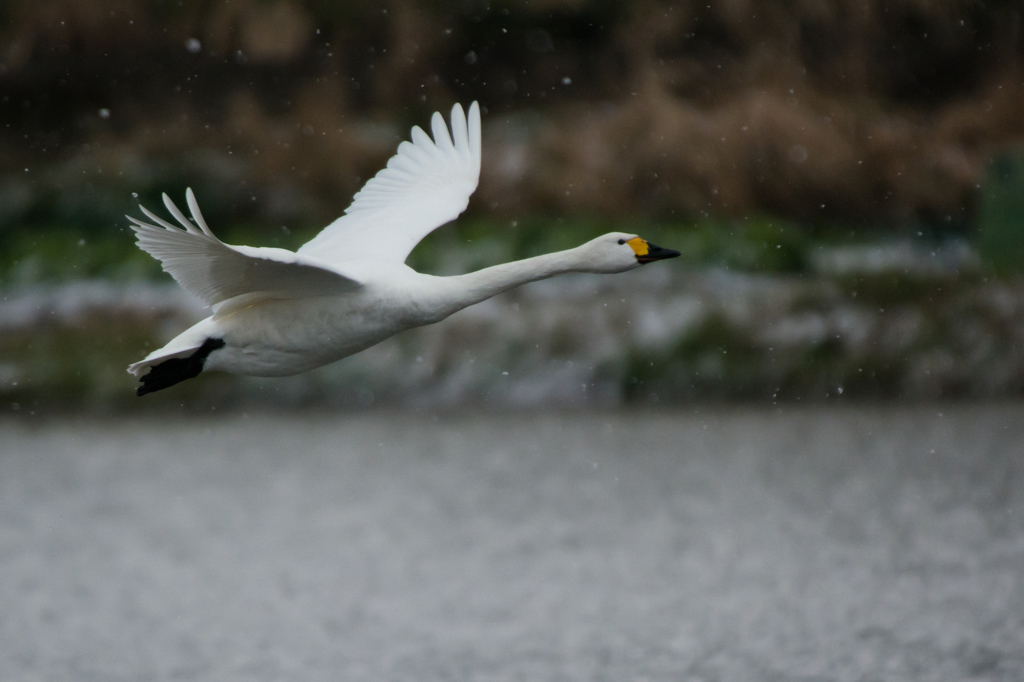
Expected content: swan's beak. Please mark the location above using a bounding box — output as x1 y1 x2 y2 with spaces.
631 239 681 264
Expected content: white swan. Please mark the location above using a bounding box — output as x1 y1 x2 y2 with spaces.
126 102 679 395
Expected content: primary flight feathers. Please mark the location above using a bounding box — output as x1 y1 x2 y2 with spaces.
127 189 360 307
299 101 481 264
126 101 482 306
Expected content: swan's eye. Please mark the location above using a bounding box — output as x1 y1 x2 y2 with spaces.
617 239 625 245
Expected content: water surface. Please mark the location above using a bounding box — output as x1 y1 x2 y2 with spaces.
1 407 1022 680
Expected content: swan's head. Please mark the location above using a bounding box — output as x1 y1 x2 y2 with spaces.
578 232 681 273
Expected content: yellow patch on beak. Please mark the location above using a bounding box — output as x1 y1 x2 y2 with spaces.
626 237 649 256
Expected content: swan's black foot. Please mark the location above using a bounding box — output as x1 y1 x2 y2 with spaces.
136 338 226 396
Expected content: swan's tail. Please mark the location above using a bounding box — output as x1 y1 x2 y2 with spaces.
132 338 225 396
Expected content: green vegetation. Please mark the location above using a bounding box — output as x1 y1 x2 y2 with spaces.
978 154 1024 274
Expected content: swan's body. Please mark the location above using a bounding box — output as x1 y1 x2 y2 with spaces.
127 103 679 395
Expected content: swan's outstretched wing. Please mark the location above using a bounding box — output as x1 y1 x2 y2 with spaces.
298 101 481 265
128 189 360 307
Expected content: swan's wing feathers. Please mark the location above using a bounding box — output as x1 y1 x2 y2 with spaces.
184 187 215 236
129 192 360 307
298 101 481 265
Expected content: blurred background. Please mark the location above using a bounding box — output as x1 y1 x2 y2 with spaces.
2 0 1024 410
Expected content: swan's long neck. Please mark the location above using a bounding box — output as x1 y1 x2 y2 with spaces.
433 247 588 315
